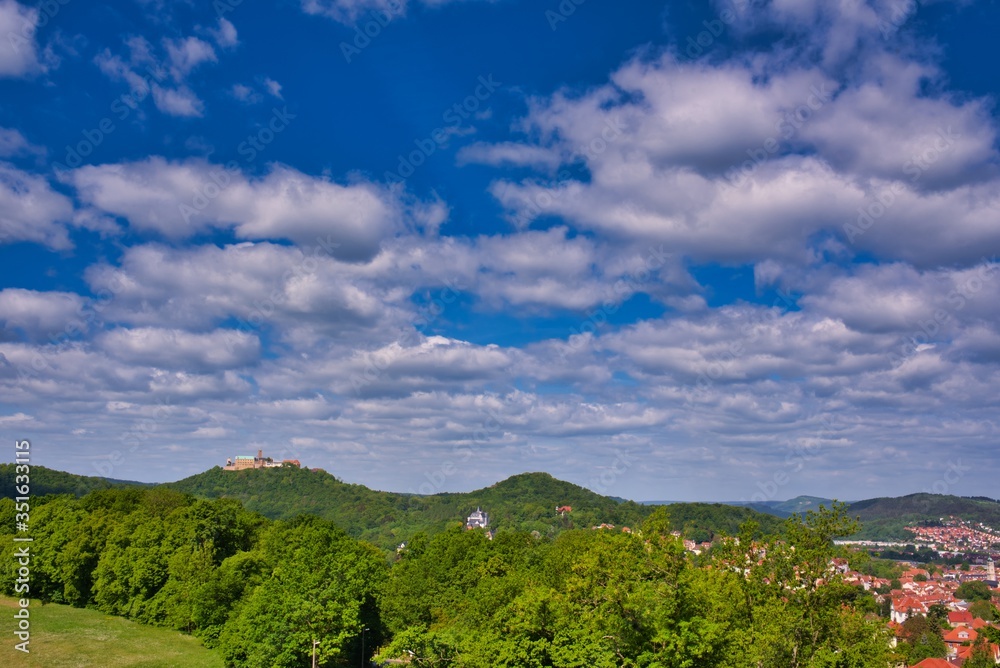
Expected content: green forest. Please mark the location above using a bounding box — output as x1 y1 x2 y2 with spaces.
1 483 897 667
847 493 1000 541
0 465 785 551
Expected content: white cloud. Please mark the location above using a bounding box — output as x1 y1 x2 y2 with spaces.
68 158 407 260
151 85 204 117
230 83 261 103
0 127 43 158
211 18 239 49
477 48 1000 268
96 327 261 371
0 289 86 339
263 77 283 99
0 0 41 77
301 0 408 24
0 163 74 249
95 32 225 119
457 142 562 169
164 36 217 80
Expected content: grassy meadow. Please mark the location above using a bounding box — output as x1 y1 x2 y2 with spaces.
0 596 224 668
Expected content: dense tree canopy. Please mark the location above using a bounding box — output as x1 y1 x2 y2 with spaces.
4 489 893 667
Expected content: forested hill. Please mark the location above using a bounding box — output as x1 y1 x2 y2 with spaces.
744 495 837 517
167 466 785 550
167 467 650 550
846 493 1000 541
0 463 150 497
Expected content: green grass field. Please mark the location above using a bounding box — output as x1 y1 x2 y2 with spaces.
0 596 225 668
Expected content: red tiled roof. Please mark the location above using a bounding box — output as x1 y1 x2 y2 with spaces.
908 659 954 668
942 626 977 644
949 610 974 624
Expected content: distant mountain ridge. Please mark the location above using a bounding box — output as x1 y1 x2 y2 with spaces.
736 495 839 518
165 467 786 550
7 464 998 548
845 492 1000 541
0 463 152 498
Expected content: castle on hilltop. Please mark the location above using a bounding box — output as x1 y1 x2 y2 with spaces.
224 449 301 471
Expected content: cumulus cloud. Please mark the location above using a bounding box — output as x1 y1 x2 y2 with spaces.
301 0 409 24
263 77 282 99
68 158 405 259
0 0 42 77
0 289 86 340
210 18 239 49
94 30 226 118
97 327 261 371
0 163 74 249
0 127 44 158
473 47 1000 268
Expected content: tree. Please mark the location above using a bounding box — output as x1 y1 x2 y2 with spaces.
969 599 997 622
955 580 992 602
217 517 386 668
965 636 997 668
899 615 947 663
926 604 949 629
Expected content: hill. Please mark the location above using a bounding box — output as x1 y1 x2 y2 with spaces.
742 495 838 518
166 467 785 550
0 463 149 498
847 493 1000 541
167 467 655 550
0 595 223 667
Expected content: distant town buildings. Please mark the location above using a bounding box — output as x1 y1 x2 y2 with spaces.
466 507 489 529
904 517 1000 554
223 449 301 471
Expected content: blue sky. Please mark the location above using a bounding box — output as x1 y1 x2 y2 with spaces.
1 0 999 502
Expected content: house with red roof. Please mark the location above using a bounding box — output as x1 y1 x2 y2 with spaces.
948 609 974 627
942 625 977 647
908 658 954 668
891 595 929 624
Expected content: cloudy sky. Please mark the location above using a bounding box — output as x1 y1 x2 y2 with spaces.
1 0 999 502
